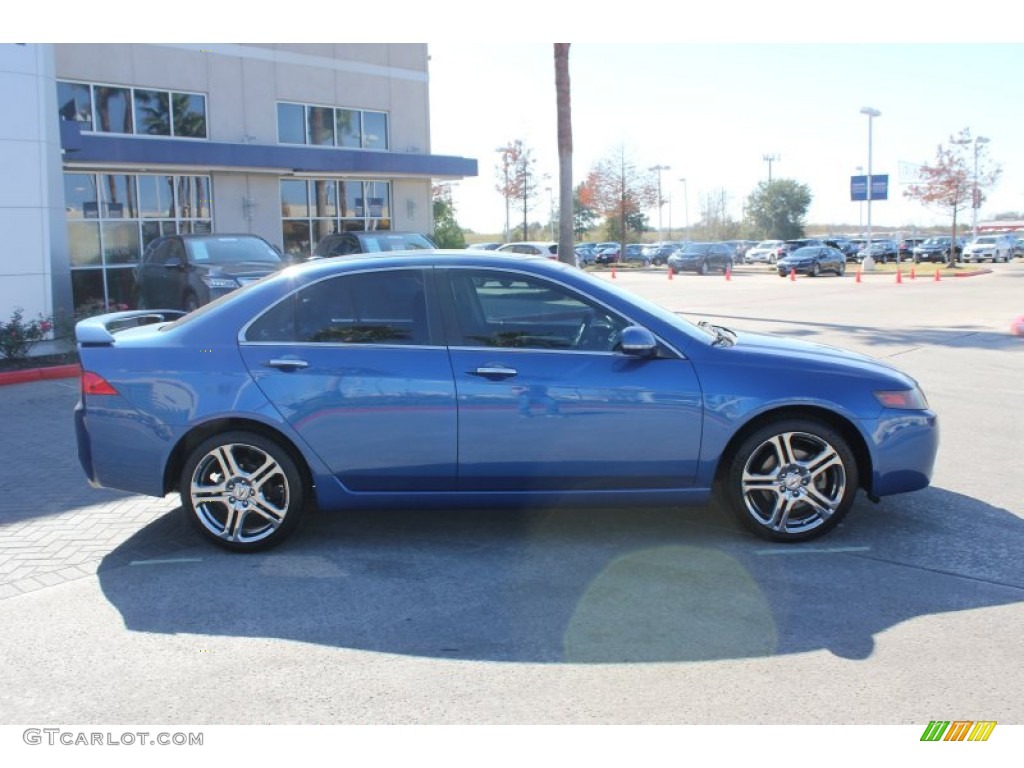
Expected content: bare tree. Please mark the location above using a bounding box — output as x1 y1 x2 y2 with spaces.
579 146 658 247
554 44 574 265
495 140 541 241
904 128 1001 266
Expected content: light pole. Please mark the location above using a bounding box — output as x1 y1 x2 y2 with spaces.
545 185 555 240
953 135 990 239
649 164 670 241
679 177 689 242
763 154 780 183
495 146 511 243
860 107 881 268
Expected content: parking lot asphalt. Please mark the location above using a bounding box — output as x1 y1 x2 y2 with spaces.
0 260 1022 725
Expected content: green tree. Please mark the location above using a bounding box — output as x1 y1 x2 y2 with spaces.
432 184 466 249
744 179 812 239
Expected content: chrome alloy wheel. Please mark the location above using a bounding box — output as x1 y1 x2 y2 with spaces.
738 430 848 536
189 442 292 545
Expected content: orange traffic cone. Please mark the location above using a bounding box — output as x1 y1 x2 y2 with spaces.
725 265 732 281
934 268 941 282
667 266 673 281
856 266 861 283
896 269 903 284
611 265 617 279
789 268 796 281
910 266 916 280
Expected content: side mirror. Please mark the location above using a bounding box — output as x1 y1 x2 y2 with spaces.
619 326 658 358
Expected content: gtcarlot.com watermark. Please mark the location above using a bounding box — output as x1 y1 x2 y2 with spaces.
23 728 203 747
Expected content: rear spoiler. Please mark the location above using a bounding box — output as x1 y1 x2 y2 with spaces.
75 310 186 347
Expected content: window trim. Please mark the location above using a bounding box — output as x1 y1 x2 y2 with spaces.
57 79 209 140
276 100 389 151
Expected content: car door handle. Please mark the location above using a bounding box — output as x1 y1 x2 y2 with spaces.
471 366 518 379
264 358 309 370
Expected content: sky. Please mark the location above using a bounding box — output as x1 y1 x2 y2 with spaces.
427 40 1024 237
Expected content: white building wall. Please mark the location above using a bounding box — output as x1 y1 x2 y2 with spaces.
0 43 71 329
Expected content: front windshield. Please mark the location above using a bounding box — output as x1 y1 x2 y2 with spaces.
683 244 711 255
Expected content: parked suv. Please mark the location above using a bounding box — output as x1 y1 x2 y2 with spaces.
962 234 1015 263
135 233 286 311
312 230 435 258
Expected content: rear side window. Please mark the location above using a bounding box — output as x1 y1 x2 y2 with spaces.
245 269 430 346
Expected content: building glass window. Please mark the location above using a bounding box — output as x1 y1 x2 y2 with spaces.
336 109 360 148
93 86 133 134
133 89 171 136
277 103 305 144
57 81 92 124
280 178 392 259
307 106 335 146
57 81 207 139
173 93 207 138
276 102 389 150
65 172 212 313
363 111 388 151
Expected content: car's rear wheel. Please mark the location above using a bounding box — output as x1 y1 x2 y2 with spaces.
812 263 821 277
183 292 200 312
698 260 709 276
722 419 858 542
837 262 846 276
181 431 306 552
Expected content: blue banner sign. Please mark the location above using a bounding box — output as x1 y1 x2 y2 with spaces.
851 174 889 201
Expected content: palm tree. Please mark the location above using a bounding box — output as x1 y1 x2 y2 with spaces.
554 44 573 265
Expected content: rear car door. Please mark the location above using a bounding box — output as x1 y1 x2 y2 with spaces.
239 267 457 491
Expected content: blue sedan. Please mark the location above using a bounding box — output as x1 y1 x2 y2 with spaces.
74 252 938 551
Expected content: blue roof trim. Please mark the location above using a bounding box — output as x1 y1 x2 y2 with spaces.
59 121 477 178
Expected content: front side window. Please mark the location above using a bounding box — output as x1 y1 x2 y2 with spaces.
246 270 429 346
447 271 628 352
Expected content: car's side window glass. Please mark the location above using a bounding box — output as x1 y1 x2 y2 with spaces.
448 270 627 352
245 269 430 345
167 240 187 265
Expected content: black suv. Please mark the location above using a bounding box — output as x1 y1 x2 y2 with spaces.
311 230 435 258
135 234 286 311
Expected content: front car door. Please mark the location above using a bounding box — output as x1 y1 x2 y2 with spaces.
439 267 703 491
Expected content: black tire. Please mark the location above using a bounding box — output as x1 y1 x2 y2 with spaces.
181 430 306 552
183 293 200 312
812 263 821 277
698 260 709 276
837 262 846 277
721 418 858 542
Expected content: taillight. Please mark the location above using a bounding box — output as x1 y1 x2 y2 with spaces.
82 371 119 396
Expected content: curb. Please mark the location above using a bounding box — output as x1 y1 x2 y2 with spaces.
0 363 81 387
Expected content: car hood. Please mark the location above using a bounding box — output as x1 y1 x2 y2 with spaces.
730 330 910 381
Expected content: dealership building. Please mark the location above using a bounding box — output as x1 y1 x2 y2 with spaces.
0 43 476 329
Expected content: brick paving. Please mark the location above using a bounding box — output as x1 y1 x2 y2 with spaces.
0 377 198 599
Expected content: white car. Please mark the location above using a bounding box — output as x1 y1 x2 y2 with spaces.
496 242 558 260
745 240 785 264
962 234 1014 263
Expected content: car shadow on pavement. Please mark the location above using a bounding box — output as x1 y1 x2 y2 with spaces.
97 487 1023 664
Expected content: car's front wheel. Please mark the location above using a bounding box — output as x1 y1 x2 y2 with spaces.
181 430 306 552
722 419 858 542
